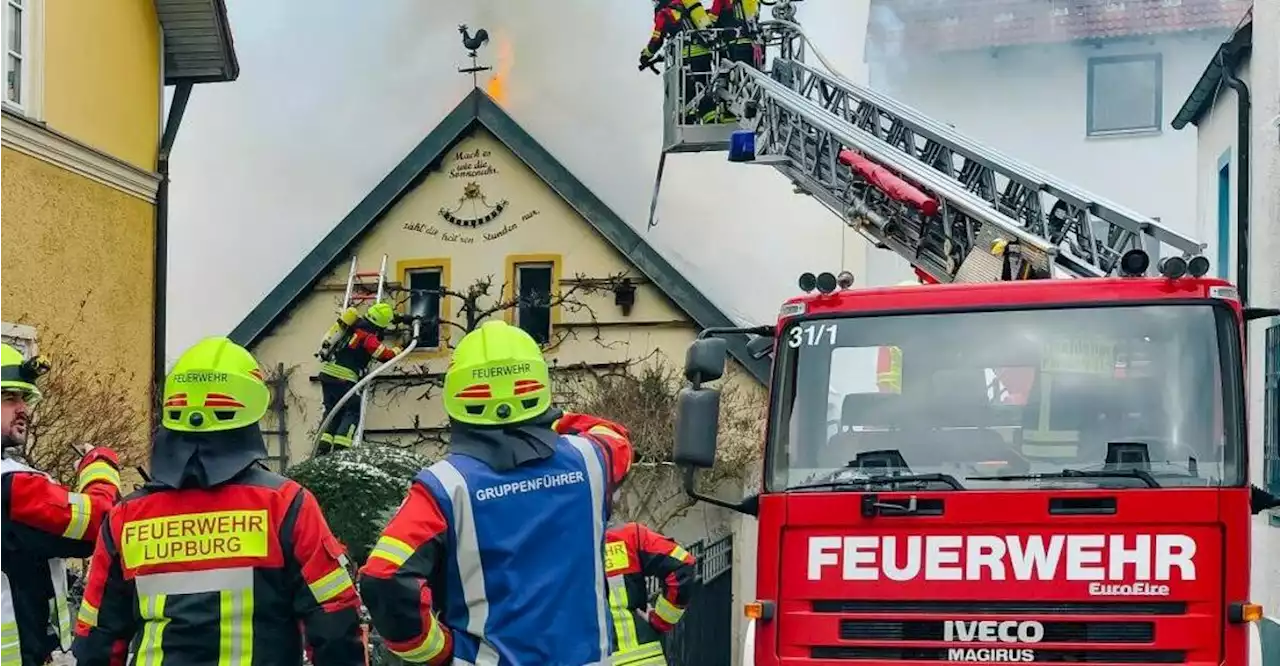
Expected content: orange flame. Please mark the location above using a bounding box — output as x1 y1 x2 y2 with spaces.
486 34 513 104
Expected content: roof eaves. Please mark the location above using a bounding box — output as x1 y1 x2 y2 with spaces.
157 0 240 84
1171 17 1252 130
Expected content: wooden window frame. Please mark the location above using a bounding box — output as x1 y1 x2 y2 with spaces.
2 0 44 118
503 254 562 346
395 258 451 356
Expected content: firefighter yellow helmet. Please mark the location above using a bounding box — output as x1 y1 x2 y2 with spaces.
161 337 270 433
443 320 551 426
1 343 43 403
365 302 394 329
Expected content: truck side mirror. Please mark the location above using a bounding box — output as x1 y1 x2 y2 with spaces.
673 387 720 468
685 338 728 384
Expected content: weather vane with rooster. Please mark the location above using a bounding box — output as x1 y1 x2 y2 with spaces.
457 25 491 88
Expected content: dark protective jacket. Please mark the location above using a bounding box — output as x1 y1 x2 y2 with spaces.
1 449 122 666
643 0 714 60
605 523 697 666
320 324 400 383
70 427 365 666
359 412 634 666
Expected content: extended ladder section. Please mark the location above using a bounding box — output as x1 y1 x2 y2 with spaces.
659 23 1208 282
338 254 389 449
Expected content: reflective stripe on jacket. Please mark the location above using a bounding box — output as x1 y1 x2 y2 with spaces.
605 523 697 666
2 453 121 666
69 466 365 666
360 417 635 666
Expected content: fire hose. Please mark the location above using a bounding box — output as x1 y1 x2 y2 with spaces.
307 316 423 460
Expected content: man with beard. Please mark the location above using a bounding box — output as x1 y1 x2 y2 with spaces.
1 343 123 666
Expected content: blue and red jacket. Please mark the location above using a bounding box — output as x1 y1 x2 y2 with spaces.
359 413 634 666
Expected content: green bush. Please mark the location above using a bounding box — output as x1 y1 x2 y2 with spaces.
286 445 429 566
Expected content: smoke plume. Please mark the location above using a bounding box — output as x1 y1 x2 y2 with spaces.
167 0 875 354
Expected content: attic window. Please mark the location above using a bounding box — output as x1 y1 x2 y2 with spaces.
1087 54 1162 136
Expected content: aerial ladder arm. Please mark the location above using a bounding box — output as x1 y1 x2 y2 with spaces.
655 9 1209 283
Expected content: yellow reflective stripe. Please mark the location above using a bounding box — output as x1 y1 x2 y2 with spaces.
77 600 100 627
369 536 414 568
391 614 448 662
308 566 354 604
607 577 640 652
62 493 91 539
668 545 690 562
1 621 20 666
76 461 121 492
612 640 666 665
653 596 685 625
320 363 358 382
218 587 254 666
51 595 72 648
138 594 169 666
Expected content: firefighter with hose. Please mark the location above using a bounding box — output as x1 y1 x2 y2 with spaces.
605 519 698 666
2 344 123 666
315 301 403 455
359 319 634 665
71 337 366 666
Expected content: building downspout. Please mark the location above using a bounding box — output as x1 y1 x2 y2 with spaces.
153 82 193 412
1217 49 1250 309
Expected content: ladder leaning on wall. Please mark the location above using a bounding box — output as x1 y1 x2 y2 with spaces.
337 254 389 449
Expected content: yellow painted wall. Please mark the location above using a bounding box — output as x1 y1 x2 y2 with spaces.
42 0 160 170
0 148 155 430
251 128 765 464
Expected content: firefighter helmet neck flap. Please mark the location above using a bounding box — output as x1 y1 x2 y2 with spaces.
444 320 561 471
151 337 271 489
1 343 44 451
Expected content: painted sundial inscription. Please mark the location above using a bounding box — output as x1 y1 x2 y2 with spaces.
401 144 540 243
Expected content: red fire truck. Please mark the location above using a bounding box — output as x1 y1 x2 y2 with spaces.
675 273 1277 665
655 4 1278 663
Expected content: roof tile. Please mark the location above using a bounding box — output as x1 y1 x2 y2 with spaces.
870 0 1251 52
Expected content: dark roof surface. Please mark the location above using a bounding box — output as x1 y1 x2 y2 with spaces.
228 88 769 383
869 0 1248 53
1171 7 1252 129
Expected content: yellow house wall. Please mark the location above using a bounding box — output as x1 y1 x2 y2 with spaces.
0 148 156 430
41 0 160 170
251 128 765 465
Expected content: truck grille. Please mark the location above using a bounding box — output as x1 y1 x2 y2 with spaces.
808 600 1188 663
811 647 1185 663
841 620 1155 643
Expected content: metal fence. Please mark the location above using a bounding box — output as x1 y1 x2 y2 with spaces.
651 534 735 666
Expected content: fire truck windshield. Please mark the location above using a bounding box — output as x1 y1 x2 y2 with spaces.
767 303 1242 491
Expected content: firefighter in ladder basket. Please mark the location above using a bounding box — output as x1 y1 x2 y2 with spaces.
641 0 716 123
605 520 698 666
71 337 366 666
315 301 402 455
358 319 635 665
2 344 123 666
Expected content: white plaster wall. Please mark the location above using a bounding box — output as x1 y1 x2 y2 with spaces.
863 32 1230 283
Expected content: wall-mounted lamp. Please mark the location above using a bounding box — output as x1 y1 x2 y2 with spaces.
614 280 637 316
